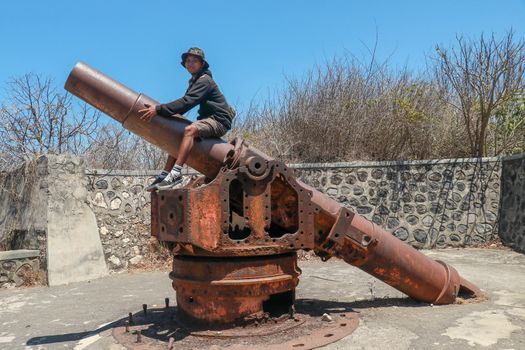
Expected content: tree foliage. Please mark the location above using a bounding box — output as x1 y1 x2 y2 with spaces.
434 30 525 156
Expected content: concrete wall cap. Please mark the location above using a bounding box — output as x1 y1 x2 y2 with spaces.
86 168 199 176
502 152 525 162
289 157 502 169
0 249 40 261
87 156 504 175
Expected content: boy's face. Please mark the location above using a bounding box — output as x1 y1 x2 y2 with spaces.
185 55 203 74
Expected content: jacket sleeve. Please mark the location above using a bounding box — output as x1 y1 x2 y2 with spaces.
156 76 211 117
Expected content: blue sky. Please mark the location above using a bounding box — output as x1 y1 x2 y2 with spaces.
1 0 525 117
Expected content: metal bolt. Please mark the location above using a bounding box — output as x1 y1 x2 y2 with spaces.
143 304 147 316
136 330 142 343
125 321 130 333
128 312 134 325
321 313 333 322
289 305 296 319
165 297 170 308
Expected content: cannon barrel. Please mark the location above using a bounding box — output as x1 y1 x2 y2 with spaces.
64 62 231 178
65 62 480 305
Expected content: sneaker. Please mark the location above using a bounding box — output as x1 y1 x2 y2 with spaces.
146 172 168 192
157 173 183 190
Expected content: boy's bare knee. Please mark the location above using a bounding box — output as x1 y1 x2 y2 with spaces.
184 125 198 137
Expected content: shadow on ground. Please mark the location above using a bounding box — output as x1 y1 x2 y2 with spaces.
26 297 425 347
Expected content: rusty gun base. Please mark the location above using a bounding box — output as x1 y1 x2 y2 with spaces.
152 147 480 325
65 62 481 327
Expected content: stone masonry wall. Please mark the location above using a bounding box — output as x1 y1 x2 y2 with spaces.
499 153 525 253
295 158 501 249
0 250 40 288
86 157 502 271
1 155 107 286
0 157 48 251
86 169 197 271
1 155 512 277
0 157 49 278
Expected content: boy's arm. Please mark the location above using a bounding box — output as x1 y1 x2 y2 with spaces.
156 76 211 117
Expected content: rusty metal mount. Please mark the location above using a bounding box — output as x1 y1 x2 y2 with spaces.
170 253 301 324
112 303 359 350
153 160 316 256
317 206 378 265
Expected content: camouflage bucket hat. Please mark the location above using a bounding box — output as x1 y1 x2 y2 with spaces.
181 47 207 67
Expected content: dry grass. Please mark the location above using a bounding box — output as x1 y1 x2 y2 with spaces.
297 249 320 261
16 265 47 287
474 237 511 250
454 293 489 305
128 237 173 272
232 56 472 164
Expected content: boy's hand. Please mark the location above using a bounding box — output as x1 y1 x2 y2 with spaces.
139 104 157 122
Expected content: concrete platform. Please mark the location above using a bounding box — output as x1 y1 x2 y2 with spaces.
0 248 524 349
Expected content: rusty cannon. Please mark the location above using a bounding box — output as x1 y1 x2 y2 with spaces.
65 62 481 348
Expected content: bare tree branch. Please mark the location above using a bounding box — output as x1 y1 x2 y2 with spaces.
0 73 100 170
434 30 525 156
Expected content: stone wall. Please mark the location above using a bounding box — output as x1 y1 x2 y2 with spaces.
295 158 501 249
499 153 525 253
0 250 40 288
3 154 517 278
85 169 197 271
1 157 49 283
0 155 108 286
86 157 503 271
86 169 154 271
0 157 48 254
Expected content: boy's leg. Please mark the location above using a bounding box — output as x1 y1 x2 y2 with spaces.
156 119 227 190
175 125 199 167
179 118 227 166
156 125 199 190
164 155 177 171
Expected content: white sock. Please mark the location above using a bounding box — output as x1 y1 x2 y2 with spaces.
167 165 182 180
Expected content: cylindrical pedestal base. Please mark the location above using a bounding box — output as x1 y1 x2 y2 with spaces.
170 253 300 324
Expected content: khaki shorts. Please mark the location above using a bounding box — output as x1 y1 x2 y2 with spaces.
193 117 228 138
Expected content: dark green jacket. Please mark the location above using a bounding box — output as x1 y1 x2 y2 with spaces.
155 69 235 129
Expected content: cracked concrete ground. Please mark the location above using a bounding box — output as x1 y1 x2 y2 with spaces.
0 248 524 349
